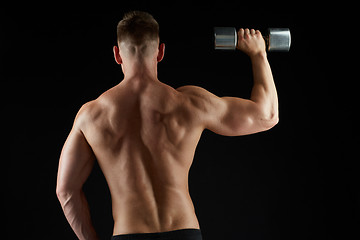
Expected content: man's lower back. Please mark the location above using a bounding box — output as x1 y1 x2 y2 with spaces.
111 187 200 236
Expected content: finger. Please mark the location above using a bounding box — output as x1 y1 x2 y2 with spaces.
255 30 261 36
244 28 250 38
238 28 244 39
250 29 255 35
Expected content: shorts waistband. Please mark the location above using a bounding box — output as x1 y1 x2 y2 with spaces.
111 228 202 240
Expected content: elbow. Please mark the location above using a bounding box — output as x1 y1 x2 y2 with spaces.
268 116 279 129
257 105 278 131
56 184 76 207
262 113 279 130
56 185 68 205
56 177 83 208
262 102 279 130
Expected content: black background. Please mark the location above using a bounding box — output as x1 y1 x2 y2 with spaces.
3 2 357 240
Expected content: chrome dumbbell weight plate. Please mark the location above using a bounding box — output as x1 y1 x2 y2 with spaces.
267 28 291 52
214 27 237 50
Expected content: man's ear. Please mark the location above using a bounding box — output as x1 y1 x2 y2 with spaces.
157 43 165 62
113 45 122 64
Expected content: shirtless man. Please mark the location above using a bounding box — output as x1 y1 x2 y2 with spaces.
56 11 278 240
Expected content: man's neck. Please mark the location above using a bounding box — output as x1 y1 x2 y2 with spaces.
122 59 158 82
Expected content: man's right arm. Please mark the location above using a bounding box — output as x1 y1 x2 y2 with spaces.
178 28 278 136
238 28 278 127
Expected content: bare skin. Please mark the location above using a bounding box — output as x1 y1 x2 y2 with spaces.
56 28 278 239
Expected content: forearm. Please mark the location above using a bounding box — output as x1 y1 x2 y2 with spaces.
57 190 99 240
250 52 278 120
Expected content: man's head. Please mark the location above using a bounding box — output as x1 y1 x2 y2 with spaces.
113 11 164 68
117 11 159 46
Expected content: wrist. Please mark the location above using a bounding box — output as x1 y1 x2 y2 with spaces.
249 51 267 60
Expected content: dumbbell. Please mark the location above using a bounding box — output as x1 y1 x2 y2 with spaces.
214 27 291 52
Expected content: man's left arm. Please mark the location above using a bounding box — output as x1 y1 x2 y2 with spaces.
56 108 99 240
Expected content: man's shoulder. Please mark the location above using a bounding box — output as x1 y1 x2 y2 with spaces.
175 85 222 116
177 85 205 93
74 99 104 128
78 100 97 115
79 87 116 116
176 85 219 103
176 85 212 98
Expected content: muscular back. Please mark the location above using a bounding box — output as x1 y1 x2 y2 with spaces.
80 78 204 234
57 23 278 240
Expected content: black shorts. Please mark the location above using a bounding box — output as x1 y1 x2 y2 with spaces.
111 229 202 240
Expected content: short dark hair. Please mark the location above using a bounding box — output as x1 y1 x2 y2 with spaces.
117 11 159 46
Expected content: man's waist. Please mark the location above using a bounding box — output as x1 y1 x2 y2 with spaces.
112 197 199 236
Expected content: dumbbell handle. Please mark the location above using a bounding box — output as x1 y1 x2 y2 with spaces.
214 27 291 52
